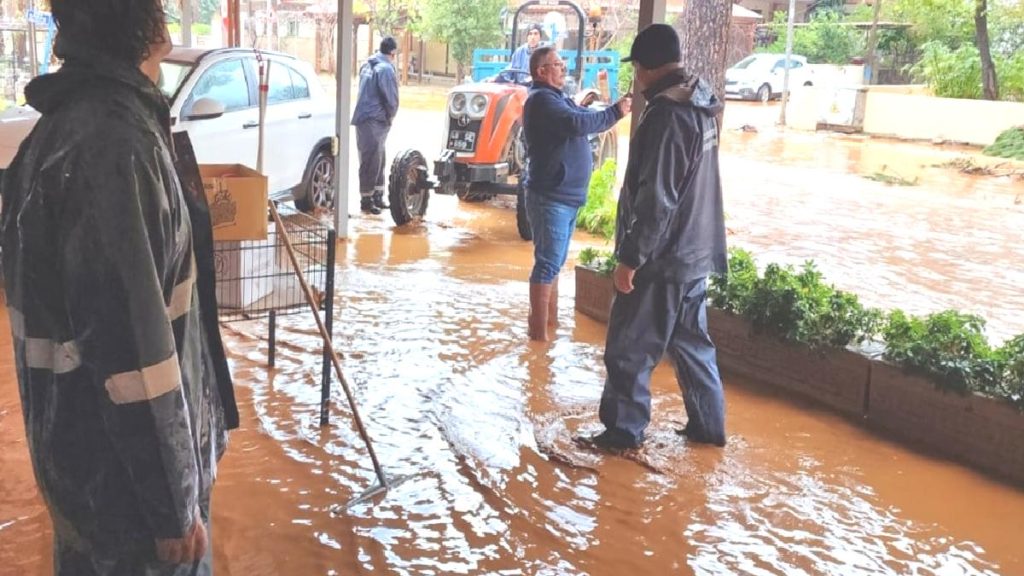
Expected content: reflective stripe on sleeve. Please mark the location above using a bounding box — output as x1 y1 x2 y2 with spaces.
8 307 83 374
105 354 182 405
166 261 196 322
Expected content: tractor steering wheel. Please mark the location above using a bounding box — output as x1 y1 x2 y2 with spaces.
496 68 531 85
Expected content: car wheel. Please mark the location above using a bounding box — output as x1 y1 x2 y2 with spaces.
757 83 772 103
295 148 334 212
388 149 430 225
516 179 532 241
803 81 813 87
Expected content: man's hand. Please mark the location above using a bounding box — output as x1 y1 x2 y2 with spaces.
613 263 636 294
156 508 207 565
617 96 633 117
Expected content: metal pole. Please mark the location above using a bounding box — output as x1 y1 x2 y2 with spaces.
334 1 353 239
320 229 337 426
865 0 883 85
182 0 194 47
778 0 797 126
27 0 39 76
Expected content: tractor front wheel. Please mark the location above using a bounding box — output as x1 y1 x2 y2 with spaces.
388 149 430 225
516 180 532 241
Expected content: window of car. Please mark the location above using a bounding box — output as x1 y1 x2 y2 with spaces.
267 62 294 104
732 55 758 70
289 68 310 99
188 59 250 112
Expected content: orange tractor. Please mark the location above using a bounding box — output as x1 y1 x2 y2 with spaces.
387 0 620 240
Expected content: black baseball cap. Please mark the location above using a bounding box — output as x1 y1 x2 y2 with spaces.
621 24 681 69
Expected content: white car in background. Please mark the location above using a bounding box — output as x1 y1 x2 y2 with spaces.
725 53 815 103
0 47 336 212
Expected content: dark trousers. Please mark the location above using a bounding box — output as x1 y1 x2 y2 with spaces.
54 495 213 576
599 276 726 445
355 121 390 198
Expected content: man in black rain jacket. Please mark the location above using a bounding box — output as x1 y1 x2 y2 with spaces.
586 24 729 451
1 2 237 573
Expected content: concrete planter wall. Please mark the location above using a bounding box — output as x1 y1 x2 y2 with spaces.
868 361 1024 485
574 267 1024 486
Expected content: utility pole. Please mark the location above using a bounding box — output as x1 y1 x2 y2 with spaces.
182 0 193 47
864 0 883 85
778 0 797 126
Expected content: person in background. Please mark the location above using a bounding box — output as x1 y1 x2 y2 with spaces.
584 24 728 452
352 36 400 215
522 46 631 342
0 0 238 573
509 23 544 75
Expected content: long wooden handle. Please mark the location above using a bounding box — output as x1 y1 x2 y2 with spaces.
268 201 387 486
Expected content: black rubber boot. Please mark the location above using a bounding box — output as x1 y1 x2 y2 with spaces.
360 197 381 215
372 191 389 210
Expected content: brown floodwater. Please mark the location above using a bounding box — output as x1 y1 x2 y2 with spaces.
2 103 1024 575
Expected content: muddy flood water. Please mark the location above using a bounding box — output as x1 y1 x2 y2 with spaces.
2 102 1024 575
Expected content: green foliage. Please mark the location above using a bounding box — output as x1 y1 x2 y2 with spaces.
911 42 1024 101
708 249 881 349
421 0 506 78
882 310 1000 394
709 248 758 314
577 160 617 239
166 23 212 37
578 248 618 276
984 127 1024 160
994 335 1024 408
759 11 864 64
611 35 635 96
885 0 976 50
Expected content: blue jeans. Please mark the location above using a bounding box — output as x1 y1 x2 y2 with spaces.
527 193 578 284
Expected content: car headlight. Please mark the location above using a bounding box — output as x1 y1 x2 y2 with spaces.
468 94 489 118
450 93 467 116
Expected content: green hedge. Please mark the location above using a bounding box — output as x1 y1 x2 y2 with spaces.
580 246 1024 408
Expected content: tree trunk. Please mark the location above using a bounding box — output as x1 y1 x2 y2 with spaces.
975 0 999 100
676 0 733 102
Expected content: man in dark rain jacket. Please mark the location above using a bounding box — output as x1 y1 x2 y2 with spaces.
0 2 237 573
583 24 728 451
352 36 400 215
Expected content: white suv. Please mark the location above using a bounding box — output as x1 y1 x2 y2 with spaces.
725 53 815 103
0 47 336 211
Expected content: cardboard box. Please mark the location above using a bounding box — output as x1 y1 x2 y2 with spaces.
213 223 276 309
200 164 269 241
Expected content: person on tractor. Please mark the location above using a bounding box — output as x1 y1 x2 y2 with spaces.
508 23 544 76
522 46 631 342
352 36 400 215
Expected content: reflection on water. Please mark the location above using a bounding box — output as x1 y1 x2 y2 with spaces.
1 123 1023 574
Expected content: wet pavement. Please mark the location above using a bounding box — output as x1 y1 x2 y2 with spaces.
2 98 1024 574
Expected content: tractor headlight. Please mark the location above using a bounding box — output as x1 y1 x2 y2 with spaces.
468 94 489 118
450 93 467 116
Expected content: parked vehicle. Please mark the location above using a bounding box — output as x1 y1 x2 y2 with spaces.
725 53 815 102
387 0 618 241
0 47 336 212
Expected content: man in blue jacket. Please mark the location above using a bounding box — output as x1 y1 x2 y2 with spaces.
523 46 631 341
586 24 729 451
508 24 543 79
352 37 400 215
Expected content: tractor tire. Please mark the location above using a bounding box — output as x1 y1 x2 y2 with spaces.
456 183 494 203
516 180 532 241
388 149 430 226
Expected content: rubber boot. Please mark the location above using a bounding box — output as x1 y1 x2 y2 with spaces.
528 283 553 342
372 190 389 210
360 196 381 215
548 277 559 330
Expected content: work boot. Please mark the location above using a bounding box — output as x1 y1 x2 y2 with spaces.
360 196 381 215
548 277 559 330
372 190 389 210
528 282 553 341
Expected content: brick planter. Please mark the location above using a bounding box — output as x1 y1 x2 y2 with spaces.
706 308 870 419
867 361 1024 485
574 265 616 323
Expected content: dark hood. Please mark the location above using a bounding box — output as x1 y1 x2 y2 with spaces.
25 35 168 118
643 68 724 116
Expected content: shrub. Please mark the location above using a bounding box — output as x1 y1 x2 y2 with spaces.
882 310 1000 394
709 248 757 314
577 159 617 239
993 335 1024 409
577 247 617 276
984 126 1024 161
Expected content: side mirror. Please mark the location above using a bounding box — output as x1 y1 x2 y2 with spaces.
185 97 226 121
